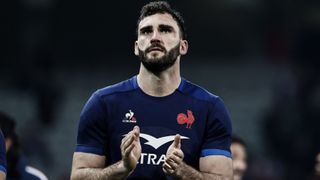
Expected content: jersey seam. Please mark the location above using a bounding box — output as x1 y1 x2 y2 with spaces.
177 90 219 105
97 88 139 99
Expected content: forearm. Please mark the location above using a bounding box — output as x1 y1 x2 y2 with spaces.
0 172 5 180
174 162 230 180
71 161 131 180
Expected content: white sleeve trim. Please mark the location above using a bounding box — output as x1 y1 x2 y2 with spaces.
25 166 48 180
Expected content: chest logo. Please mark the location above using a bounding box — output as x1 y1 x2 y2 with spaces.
122 110 137 123
140 133 189 149
177 110 195 129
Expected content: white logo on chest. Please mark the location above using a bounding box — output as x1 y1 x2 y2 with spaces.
139 133 189 149
138 133 190 165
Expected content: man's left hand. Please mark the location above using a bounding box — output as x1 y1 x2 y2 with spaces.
163 134 185 176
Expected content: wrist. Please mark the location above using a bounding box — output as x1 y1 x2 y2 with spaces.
173 161 186 179
118 160 134 175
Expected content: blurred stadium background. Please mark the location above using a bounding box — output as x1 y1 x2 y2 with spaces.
1 0 320 179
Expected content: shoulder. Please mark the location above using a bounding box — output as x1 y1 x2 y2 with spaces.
178 78 221 105
79 76 138 118
94 76 138 99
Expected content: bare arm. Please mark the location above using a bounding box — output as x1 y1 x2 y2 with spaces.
0 171 5 180
71 126 141 180
170 156 233 180
71 152 131 180
163 135 233 180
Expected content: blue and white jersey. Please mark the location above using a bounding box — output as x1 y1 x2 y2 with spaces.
0 130 6 175
76 76 232 179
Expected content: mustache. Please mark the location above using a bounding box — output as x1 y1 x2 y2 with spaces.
146 44 166 53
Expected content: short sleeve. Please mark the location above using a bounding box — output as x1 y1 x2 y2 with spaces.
201 97 232 158
0 130 7 174
75 92 108 155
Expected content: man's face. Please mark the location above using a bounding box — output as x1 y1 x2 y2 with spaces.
231 143 247 180
135 13 188 73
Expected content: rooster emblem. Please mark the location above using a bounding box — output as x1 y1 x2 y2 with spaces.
177 110 195 128
122 110 136 123
125 110 135 120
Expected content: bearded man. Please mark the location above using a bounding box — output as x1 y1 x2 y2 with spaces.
71 1 233 179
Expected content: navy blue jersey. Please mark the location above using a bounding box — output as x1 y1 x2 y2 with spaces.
0 130 6 174
76 76 232 179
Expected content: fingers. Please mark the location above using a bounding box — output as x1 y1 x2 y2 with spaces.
124 142 135 156
121 131 134 145
173 151 183 159
133 125 140 133
163 150 184 175
169 152 183 162
168 159 179 168
121 126 140 156
163 162 174 174
122 126 140 145
162 158 181 175
122 136 134 154
133 126 140 142
166 134 183 159
120 126 141 171
173 134 181 148
163 134 184 176
165 152 183 168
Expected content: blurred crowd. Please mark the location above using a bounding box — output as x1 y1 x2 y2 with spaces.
1 0 320 179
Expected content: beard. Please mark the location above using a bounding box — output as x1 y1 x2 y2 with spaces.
138 42 180 74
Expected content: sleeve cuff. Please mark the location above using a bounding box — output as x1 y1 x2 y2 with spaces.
201 149 232 158
75 145 105 155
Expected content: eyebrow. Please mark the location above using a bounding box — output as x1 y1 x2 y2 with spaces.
158 24 174 30
139 24 175 33
140 26 152 33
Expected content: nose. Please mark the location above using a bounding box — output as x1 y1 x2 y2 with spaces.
150 30 161 43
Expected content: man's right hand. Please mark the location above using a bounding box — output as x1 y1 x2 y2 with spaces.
120 126 141 172
71 126 141 180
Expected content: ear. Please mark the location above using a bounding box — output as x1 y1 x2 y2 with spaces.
134 41 139 56
5 138 12 152
179 40 188 55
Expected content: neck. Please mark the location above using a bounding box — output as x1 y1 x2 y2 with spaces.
137 59 181 97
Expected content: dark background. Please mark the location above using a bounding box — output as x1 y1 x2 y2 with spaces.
1 0 320 179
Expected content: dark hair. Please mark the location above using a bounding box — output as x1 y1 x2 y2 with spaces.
232 135 247 149
0 111 21 178
137 1 187 39
0 112 16 139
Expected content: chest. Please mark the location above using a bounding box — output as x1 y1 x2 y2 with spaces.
105 94 209 166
